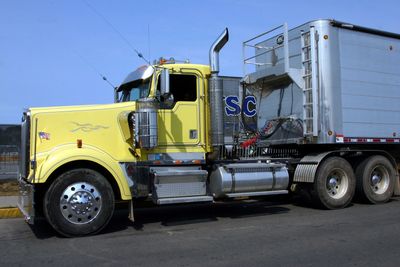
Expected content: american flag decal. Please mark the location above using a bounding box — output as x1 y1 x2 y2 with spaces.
39 131 51 140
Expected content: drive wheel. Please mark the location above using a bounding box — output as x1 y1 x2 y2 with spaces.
44 168 115 237
356 155 395 204
312 157 356 209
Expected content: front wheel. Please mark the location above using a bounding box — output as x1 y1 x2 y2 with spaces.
44 168 115 237
311 157 356 209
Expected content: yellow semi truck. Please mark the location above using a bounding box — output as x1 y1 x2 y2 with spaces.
19 20 400 236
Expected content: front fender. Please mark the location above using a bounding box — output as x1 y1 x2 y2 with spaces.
34 144 132 200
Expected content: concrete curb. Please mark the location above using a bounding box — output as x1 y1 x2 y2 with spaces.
0 195 22 219
0 207 22 218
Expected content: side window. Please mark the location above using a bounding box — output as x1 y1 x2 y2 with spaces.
158 74 197 106
170 74 197 102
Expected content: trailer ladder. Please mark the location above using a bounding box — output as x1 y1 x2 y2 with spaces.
301 27 319 137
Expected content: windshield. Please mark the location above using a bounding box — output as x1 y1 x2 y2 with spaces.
119 79 151 102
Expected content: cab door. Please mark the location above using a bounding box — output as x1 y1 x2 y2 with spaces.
157 70 205 149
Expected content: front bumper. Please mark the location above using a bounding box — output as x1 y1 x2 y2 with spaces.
17 176 35 224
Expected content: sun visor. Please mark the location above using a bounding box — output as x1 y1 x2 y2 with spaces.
118 65 154 91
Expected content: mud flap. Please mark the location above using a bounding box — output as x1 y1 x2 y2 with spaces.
394 171 400 196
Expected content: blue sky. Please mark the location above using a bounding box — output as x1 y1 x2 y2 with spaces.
1 0 399 124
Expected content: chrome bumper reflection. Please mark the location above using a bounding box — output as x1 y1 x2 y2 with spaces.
17 176 35 224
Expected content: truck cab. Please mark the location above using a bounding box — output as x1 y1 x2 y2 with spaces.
116 62 211 152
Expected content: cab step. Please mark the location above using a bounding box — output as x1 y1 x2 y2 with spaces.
151 167 210 205
155 196 213 205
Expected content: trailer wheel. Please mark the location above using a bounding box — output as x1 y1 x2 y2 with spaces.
355 155 395 204
312 157 356 209
44 168 115 237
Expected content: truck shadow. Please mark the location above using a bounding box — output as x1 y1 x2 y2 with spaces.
29 197 293 239
29 196 399 239
106 197 292 233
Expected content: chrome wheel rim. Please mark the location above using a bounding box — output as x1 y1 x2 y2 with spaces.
369 165 390 194
326 168 349 199
60 182 102 224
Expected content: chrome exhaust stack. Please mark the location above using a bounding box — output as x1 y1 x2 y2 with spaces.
209 28 229 153
209 28 229 76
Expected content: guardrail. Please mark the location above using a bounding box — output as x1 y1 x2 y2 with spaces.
0 145 19 180
242 23 289 77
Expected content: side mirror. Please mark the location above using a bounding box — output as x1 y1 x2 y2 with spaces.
160 69 170 96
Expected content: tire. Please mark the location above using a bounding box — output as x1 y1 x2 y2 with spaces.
44 168 115 237
311 157 356 209
355 155 395 204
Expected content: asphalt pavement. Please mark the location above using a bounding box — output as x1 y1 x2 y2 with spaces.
1 197 400 267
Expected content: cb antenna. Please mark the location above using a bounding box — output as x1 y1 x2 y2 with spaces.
82 0 150 65
148 24 151 64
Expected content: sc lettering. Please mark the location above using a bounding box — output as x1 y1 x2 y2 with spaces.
224 95 256 117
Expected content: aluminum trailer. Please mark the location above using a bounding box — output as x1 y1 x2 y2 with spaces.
217 19 400 209
241 19 400 145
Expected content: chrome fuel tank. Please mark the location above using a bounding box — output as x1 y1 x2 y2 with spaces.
210 162 289 198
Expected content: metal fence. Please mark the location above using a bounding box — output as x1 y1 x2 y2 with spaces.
0 145 19 180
